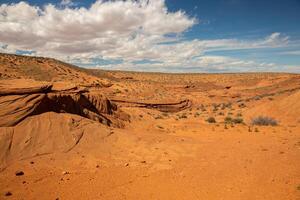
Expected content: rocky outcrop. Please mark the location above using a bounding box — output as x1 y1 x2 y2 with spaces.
111 99 192 112
0 80 129 128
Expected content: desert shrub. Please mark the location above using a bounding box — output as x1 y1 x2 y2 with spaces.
251 116 278 126
236 113 242 117
225 103 232 109
206 117 216 123
178 113 187 119
225 116 243 124
224 116 232 123
232 117 243 124
194 112 201 117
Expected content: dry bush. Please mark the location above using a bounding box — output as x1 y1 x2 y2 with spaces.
251 116 278 126
206 117 216 123
225 116 243 124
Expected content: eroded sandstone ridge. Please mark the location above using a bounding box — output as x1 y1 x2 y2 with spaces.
0 79 129 128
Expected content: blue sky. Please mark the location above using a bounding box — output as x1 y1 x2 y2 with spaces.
0 0 300 72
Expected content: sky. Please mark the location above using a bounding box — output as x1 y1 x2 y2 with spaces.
0 0 300 73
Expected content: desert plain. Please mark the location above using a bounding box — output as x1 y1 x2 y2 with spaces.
0 53 299 200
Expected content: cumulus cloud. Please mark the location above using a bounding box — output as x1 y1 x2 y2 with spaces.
0 0 296 72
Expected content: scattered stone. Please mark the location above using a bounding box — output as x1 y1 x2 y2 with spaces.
4 191 12 196
62 171 70 175
15 171 24 176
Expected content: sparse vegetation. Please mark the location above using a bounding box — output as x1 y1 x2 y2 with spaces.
224 116 243 124
251 116 278 126
236 113 242 117
232 117 243 124
194 112 201 117
224 116 232 123
177 113 187 119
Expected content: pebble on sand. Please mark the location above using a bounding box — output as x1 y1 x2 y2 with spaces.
5 191 12 196
15 171 24 176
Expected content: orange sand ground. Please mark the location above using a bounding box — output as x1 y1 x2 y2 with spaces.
0 53 299 200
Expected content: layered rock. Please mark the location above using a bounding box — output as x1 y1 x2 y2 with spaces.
0 80 128 128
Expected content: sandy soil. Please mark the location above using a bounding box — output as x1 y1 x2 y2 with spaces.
0 53 299 200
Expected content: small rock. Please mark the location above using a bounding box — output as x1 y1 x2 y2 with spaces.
140 161 146 164
30 161 34 164
15 171 24 176
4 191 12 196
62 171 70 175
124 163 129 167
96 165 100 168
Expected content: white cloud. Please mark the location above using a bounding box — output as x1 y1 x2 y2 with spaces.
60 0 75 7
0 1 297 72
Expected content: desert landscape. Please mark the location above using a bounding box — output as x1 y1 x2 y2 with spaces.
0 53 299 199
